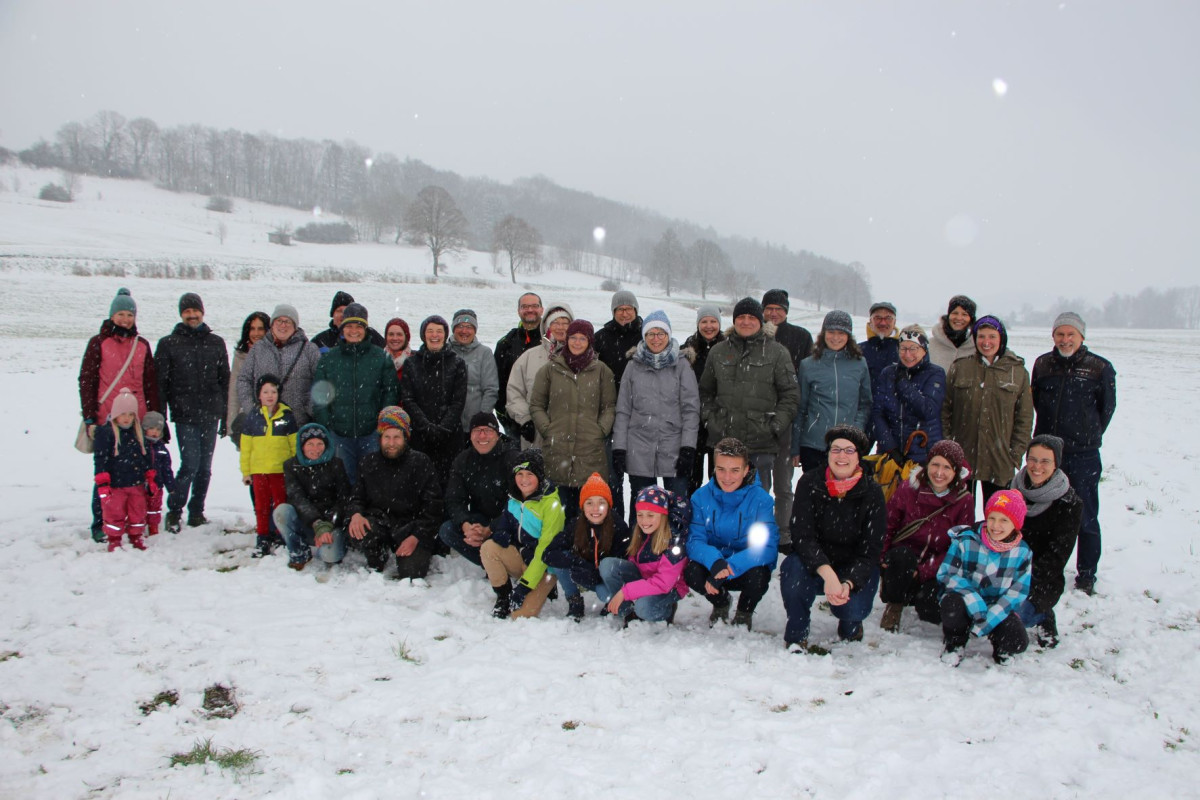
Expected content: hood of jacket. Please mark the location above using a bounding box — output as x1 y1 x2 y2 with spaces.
295 422 334 466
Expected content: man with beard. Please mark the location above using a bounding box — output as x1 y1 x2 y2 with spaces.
493 292 543 435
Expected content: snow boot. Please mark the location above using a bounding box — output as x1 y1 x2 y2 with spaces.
567 594 585 621
106 535 123 552
880 602 904 633
252 535 275 558
186 512 209 528
287 551 312 571
731 609 754 631
838 621 864 642
1035 609 1059 649
165 510 182 534
129 535 147 551
1074 575 1096 596
708 592 731 627
492 585 513 619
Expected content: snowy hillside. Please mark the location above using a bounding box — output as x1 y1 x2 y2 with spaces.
1 168 1198 797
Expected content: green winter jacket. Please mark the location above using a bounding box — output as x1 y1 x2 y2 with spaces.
529 354 616 488
312 340 401 438
698 326 800 454
942 350 1033 485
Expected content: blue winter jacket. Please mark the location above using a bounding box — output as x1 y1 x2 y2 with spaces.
147 439 176 491
687 471 779 577
870 355 946 462
938 523 1031 637
792 348 872 455
860 333 899 390
93 423 153 488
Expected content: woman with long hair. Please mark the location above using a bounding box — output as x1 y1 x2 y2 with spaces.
792 310 872 472
928 295 977 374
597 486 690 625
227 311 270 449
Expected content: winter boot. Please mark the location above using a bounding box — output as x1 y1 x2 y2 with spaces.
165 510 182 534
147 523 160 536
287 551 312 571
491 584 513 619
880 602 904 633
129 535 147 551
708 591 731 627
622 612 642 629
186 512 209 528
107 535 123 552
1074 575 1096 596
731 609 754 631
1035 609 1059 649
566 594 585 621
252 535 274 558
788 640 830 656
939 647 965 667
838 621 864 642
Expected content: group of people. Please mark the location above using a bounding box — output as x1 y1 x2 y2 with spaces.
79 285 1116 662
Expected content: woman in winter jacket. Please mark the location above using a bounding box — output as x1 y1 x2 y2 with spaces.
448 309 500 434
529 319 617 511
613 310 700 519
792 311 872 471
780 426 886 649
942 315 1034 502
878 439 973 632
938 489 1032 665
93 389 155 551
1009 435 1082 647
384 317 412 382
400 315 468 486
543 473 632 620
682 305 725 493
79 288 162 541
598 486 690 624
871 325 946 464
277 423 352 570
927 295 977 374
481 449 567 619
238 304 320 425
685 436 779 629
227 311 270 446
506 302 573 448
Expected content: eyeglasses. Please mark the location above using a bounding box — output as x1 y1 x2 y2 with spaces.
644 330 668 338
828 446 858 456
1027 457 1055 467
519 304 542 311
898 344 923 353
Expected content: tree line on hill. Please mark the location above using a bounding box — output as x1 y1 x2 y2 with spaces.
1008 286 1200 331
4 110 871 306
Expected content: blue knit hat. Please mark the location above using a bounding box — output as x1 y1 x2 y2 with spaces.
635 486 671 515
642 310 672 339
109 288 136 317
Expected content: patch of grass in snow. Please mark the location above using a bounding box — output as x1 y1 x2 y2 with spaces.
202 684 239 719
0 650 20 662
1069 658 1087 670
1143 499 1161 515
392 639 422 664
433 634 450 641
337 768 355 775
810 698 826 707
215 565 239 573
169 738 260 771
139 690 179 715
1164 728 1189 751
561 720 580 730
1144 590 1161 604
770 704 789 713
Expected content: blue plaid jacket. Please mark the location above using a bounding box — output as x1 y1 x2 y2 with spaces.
937 523 1031 637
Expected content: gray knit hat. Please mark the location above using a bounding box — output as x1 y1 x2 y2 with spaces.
452 308 478 330
1028 434 1064 468
178 292 205 315
822 310 854 335
696 304 722 327
1052 311 1086 339
141 411 166 432
271 303 299 327
611 290 639 313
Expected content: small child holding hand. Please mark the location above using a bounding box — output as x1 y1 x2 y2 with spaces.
140 411 175 536
93 388 153 552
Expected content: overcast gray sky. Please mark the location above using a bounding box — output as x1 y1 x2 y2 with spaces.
2 1 1197 320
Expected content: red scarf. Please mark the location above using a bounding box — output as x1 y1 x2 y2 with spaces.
825 467 862 498
982 525 1023 552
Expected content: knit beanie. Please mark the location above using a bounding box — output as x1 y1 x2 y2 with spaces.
822 309 854 336
110 387 138 419
927 439 969 479
178 292 205 315
1052 311 1086 339
579 472 613 508
141 411 166 433
541 303 574 334
642 310 672 339
376 406 411 437
566 319 595 344
611 290 639 312
870 301 897 316
420 314 449 342
1028 434 1064 468
898 324 928 351
109 288 136 317
272 303 300 327
635 485 671 516
824 424 870 458
340 303 369 331
452 309 478 331
330 291 355 317
761 289 789 311
732 297 764 324
696 304 722 327
985 489 1028 531
511 448 547 485
948 295 977 320
385 317 410 343
469 411 501 433
973 315 1009 355
255 373 282 399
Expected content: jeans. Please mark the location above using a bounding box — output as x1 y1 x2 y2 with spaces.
170 418 219 515
779 553 880 644
598 557 677 622
438 519 483 566
549 567 582 598
1061 449 1102 580
797 447 825 473
627 474 690 529
1014 599 1046 629
273 503 347 564
330 432 379 487
750 452 774 494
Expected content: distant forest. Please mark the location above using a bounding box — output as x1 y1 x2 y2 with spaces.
1008 286 1200 331
3 110 871 308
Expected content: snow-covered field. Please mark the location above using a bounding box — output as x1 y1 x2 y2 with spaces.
1 169 1199 797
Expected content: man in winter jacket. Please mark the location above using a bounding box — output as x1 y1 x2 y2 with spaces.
438 413 518 566
155 292 230 531
699 297 800 500
762 289 811 533
400 314 469 487
312 303 401 486
861 302 900 446
275 423 352 570
346 407 442 579
594 290 644 520
312 290 384 353
494 292 543 434
448 309 499 434
1030 312 1117 595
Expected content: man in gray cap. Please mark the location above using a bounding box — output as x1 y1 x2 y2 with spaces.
1031 311 1116 595
594 290 643 520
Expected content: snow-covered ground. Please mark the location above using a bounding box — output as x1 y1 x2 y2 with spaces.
1 170 1198 797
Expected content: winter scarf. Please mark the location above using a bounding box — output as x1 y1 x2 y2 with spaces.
542 336 565 360
940 315 970 347
825 467 863 498
1011 467 1071 518
633 338 680 370
982 525 1023 553
565 347 596 374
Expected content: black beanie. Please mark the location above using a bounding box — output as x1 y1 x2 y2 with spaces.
255 373 282 398
824 425 871 458
761 289 789 311
179 292 205 315
330 291 355 317
947 295 977 321
732 297 764 325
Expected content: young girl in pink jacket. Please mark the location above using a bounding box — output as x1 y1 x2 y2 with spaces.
598 486 689 624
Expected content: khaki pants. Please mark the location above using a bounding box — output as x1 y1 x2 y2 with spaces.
480 540 558 619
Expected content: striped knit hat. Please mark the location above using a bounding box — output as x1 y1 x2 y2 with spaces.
376 406 411 438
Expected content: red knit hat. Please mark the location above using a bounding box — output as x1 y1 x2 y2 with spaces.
579 472 612 508
635 486 670 516
985 489 1027 531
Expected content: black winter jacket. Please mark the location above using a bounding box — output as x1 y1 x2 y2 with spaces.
399 346 468 473
1031 346 1117 453
594 317 643 390
444 436 519 532
1021 484 1083 615
282 456 352 533
772 320 814 371
542 515 633 589
155 323 230 426
494 325 542 422
347 449 442 548
790 467 887 590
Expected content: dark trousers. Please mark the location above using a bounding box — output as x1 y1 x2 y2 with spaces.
940 593 1028 662
683 562 772 613
628 474 690 530
779 554 880 644
798 446 826 473
688 428 715 496
170 418 219 515
879 547 942 624
604 436 625 523
350 517 433 579
1061 449 1102 580
438 519 483 566
976 480 1008 512
558 485 581 515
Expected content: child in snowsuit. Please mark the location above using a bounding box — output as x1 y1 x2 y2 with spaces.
141 411 175 536
239 374 299 556
937 489 1032 664
93 388 154 551
598 486 691 624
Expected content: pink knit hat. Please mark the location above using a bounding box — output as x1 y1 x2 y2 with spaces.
110 388 138 420
985 490 1027 531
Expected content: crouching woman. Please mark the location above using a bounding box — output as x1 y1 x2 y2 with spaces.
598 486 690 625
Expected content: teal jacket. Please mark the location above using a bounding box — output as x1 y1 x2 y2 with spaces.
312 340 400 438
792 348 872 454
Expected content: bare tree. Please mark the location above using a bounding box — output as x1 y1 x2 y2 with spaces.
689 238 732 299
492 215 543 283
55 121 93 172
804 269 833 311
404 185 470 277
651 228 688 297
127 117 158 176
1179 286 1200 330
90 110 126 175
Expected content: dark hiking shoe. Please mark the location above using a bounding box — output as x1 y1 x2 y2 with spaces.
186 513 209 528
1074 576 1096 596
251 536 275 558
1035 609 1059 649
708 597 731 627
839 622 864 642
880 602 904 633
287 552 312 571
492 585 512 619
622 612 642 629
567 595 585 621
165 511 182 534
731 609 754 631
788 640 830 656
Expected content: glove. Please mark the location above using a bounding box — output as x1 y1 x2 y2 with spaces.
510 583 530 611
519 421 536 442
709 558 730 585
218 419 228 439
145 469 158 496
674 446 696 476
95 472 112 503
612 449 627 476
